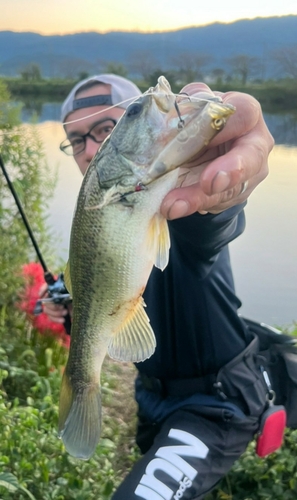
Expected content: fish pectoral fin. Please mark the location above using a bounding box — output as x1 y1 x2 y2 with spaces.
148 213 171 271
108 296 156 362
64 261 72 296
58 371 101 460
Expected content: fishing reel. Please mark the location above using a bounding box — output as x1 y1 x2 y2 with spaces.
33 272 71 315
33 272 72 335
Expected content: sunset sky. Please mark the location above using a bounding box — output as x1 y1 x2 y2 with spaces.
1 0 297 34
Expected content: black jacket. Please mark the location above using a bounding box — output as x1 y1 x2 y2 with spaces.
137 204 252 380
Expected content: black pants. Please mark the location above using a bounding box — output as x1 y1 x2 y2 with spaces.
111 404 259 500
112 333 268 499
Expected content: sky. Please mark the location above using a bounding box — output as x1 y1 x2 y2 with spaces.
1 0 297 34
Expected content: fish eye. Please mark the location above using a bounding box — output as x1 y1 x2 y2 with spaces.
126 103 143 118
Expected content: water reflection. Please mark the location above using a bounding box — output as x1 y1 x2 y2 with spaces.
229 144 297 327
264 113 297 147
19 100 297 147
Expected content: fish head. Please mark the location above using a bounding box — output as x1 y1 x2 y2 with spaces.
94 76 235 190
95 76 177 187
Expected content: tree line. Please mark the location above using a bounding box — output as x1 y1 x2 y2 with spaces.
7 43 297 87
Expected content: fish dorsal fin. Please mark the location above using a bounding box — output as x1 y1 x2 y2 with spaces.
148 213 171 271
64 260 72 296
108 296 156 362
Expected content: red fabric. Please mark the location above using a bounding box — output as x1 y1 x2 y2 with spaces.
19 262 70 348
256 406 286 457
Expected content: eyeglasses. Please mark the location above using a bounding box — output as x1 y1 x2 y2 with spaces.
59 118 117 156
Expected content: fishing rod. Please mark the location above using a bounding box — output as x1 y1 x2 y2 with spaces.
0 154 72 334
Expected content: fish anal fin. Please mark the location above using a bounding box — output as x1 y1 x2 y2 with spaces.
58 371 101 460
148 213 171 271
108 296 156 362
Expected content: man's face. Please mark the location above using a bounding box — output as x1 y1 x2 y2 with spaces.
64 84 125 175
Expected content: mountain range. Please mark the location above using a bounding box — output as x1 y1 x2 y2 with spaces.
0 15 296 79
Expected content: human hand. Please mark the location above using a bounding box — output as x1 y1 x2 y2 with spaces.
160 83 274 219
39 283 72 324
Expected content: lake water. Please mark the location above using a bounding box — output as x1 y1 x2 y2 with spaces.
20 105 297 328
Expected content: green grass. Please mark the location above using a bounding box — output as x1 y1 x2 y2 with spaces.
0 315 138 500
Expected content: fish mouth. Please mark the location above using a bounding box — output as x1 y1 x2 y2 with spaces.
146 76 215 131
148 79 218 132
146 75 176 113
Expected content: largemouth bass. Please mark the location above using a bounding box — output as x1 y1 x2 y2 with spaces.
59 76 235 459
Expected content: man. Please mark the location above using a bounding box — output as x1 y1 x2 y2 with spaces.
43 74 274 499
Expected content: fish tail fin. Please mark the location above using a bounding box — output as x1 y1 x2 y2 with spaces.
58 371 101 460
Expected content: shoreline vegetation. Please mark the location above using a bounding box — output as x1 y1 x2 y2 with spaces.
2 76 297 113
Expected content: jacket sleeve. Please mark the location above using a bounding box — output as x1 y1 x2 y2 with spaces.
168 202 246 259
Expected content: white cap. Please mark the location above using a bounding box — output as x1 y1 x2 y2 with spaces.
61 74 142 122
